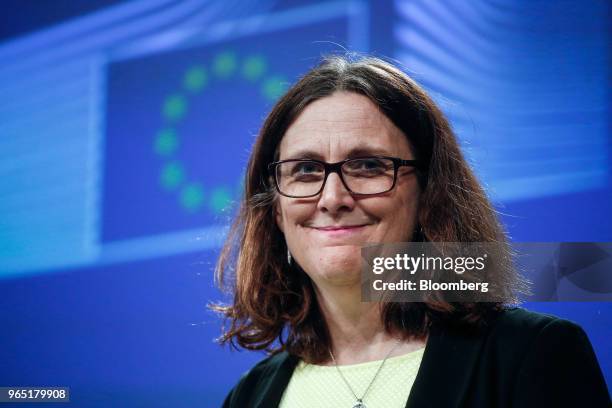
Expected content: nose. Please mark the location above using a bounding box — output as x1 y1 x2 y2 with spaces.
317 172 355 214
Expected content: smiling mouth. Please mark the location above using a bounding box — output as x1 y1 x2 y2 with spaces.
307 225 371 237
313 225 367 231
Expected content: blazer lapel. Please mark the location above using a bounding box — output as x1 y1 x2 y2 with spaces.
405 324 487 407
254 352 300 408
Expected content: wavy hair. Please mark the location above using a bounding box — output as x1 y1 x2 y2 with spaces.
211 55 527 363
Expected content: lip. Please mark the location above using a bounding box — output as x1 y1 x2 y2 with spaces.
314 225 368 231
309 224 369 236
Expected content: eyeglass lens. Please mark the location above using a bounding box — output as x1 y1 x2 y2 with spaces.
275 157 396 197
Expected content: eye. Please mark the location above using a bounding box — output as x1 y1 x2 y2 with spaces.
293 161 320 174
344 158 392 176
288 161 324 181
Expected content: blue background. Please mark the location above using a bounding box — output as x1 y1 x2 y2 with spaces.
0 1 610 406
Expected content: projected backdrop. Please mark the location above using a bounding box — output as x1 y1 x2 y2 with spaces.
0 1 609 407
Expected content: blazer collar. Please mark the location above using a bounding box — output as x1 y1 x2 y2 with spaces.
255 324 487 408
405 323 487 407
255 351 300 408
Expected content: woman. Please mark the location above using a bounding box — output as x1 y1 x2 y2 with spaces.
213 55 610 407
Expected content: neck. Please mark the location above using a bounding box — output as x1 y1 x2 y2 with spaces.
313 282 402 365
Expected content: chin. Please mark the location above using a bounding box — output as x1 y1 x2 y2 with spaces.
310 247 362 285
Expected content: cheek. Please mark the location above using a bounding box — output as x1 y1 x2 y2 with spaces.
275 197 305 232
378 188 420 239
276 200 314 238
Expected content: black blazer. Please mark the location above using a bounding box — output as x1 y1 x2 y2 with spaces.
222 307 610 407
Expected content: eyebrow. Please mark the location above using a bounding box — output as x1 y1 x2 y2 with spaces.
284 146 393 161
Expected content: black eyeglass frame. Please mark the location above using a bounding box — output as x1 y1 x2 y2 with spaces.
267 156 425 198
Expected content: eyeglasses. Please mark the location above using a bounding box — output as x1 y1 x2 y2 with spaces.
268 156 424 198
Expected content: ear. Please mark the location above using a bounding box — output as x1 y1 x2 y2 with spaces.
274 203 284 233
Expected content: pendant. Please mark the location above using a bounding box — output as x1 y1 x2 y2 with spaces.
352 400 367 408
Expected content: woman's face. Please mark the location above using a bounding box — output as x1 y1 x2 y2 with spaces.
274 91 421 287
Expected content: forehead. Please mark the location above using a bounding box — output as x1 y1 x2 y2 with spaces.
279 91 412 160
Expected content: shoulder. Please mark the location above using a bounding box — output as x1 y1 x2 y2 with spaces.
490 305 574 336
478 306 610 406
222 351 295 408
480 306 591 361
487 305 589 347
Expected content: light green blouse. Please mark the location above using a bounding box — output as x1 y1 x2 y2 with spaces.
279 347 425 408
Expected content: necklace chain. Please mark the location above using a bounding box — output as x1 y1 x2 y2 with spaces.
328 338 402 407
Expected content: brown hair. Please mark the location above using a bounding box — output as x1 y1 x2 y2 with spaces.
211 55 527 363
